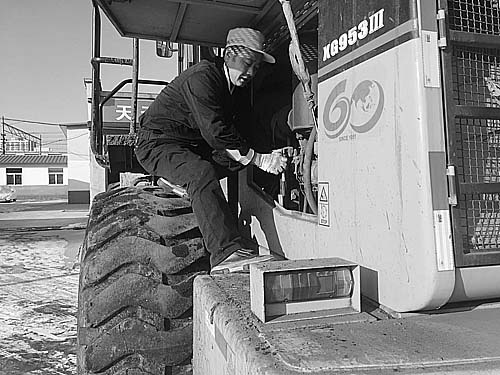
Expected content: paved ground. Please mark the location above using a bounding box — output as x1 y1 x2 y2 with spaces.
0 200 88 375
0 200 89 230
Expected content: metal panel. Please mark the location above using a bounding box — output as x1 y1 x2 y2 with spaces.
94 0 314 48
440 0 500 267
318 0 414 71
194 274 500 374
95 0 266 44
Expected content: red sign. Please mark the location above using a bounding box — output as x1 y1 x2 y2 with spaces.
102 97 154 123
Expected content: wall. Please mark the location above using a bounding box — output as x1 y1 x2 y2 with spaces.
9 185 68 200
0 166 68 200
67 126 91 203
0 166 68 185
90 153 107 205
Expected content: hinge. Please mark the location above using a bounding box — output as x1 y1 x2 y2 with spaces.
446 165 457 206
437 9 447 48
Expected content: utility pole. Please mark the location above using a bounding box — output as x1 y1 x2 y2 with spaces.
1 116 5 155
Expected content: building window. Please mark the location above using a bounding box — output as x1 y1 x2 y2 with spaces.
48 168 64 185
3 138 39 153
6 168 22 185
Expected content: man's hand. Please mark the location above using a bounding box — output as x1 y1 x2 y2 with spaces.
252 149 289 175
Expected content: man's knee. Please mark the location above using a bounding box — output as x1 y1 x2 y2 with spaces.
184 160 219 195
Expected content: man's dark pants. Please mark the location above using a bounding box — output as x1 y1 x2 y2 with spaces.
135 129 245 267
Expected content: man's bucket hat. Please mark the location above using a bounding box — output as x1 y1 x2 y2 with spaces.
226 28 275 64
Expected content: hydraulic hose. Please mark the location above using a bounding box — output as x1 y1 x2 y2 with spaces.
280 0 318 214
303 126 317 214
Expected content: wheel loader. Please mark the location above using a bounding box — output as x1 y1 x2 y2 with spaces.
77 1 500 374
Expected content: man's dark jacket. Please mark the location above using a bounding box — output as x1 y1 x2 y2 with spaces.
139 58 252 157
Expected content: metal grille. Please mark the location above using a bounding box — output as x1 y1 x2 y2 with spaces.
448 0 500 35
459 193 500 252
300 42 318 64
265 0 317 51
455 117 500 183
456 116 500 252
452 46 500 107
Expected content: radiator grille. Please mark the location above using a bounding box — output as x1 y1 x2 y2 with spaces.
448 0 500 35
459 193 500 252
455 116 500 252
452 46 500 107
455 118 500 183
446 1 500 264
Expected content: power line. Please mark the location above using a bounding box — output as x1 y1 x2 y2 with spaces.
3 117 63 126
66 150 90 161
5 119 27 126
42 133 87 146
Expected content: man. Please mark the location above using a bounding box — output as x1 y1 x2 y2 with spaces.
135 28 286 273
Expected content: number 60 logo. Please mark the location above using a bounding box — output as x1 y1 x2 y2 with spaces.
322 79 384 139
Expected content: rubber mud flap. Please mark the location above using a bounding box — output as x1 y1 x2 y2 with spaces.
77 187 209 375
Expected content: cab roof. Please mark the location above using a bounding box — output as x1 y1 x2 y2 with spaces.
94 0 316 49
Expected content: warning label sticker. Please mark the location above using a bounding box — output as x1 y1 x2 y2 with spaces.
318 182 330 227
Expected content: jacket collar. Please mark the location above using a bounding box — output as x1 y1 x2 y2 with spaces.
224 64 235 95
214 57 234 95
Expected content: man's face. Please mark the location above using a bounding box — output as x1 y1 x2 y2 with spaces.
225 48 263 87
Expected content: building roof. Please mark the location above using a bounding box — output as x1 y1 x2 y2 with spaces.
60 122 89 128
0 154 67 166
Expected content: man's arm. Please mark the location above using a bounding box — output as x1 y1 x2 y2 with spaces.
181 68 287 174
181 69 250 155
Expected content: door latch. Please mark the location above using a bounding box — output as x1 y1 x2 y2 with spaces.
447 165 458 206
437 9 448 49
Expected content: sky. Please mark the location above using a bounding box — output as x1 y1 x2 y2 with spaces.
1 0 177 152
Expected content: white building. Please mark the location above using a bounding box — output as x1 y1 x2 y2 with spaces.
0 154 68 200
62 123 91 204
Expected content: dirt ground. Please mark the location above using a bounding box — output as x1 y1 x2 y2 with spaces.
0 201 86 375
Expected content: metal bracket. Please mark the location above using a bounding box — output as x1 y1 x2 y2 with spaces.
446 165 458 206
437 9 448 48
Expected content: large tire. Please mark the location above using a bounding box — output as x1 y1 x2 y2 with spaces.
77 187 210 375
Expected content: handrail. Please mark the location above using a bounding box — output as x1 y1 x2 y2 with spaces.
91 1 168 168
99 79 169 109
131 39 139 134
91 1 105 167
94 78 169 168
